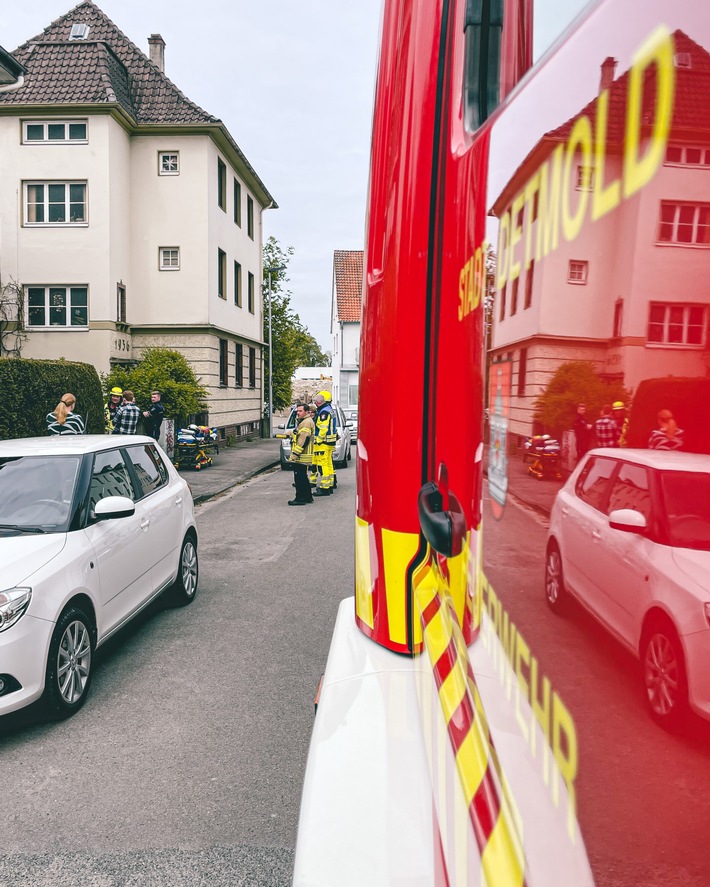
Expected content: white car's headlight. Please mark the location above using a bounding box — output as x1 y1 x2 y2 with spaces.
0 587 32 632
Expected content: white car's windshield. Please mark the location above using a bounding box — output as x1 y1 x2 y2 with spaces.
661 471 710 551
0 455 81 533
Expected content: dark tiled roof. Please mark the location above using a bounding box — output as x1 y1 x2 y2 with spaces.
491 30 710 216
0 0 218 124
0 0 276 206
333 250 363 322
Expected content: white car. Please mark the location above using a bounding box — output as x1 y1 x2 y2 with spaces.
545 449 710 728
0 435 198 719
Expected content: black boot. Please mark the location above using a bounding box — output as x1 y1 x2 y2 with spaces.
288 498 313 506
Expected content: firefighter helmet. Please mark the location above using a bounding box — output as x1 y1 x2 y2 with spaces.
110 386 123 395
318 390 332 403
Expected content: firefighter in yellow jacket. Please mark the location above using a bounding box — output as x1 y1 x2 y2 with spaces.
288 402 315 505
312 391 336 496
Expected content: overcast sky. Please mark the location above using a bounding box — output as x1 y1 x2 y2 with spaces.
1 0 590 351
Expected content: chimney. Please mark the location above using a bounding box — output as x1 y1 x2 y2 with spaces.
148 34 165 73
600 56 617 91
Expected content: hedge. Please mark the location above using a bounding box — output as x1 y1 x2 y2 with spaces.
0 357 104 439
626 376 710 453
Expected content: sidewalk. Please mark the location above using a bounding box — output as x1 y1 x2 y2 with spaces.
178 435 565 516
176 437 281 504
485 446 565 519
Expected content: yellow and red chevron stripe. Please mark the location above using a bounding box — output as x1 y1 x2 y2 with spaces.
416 567 527 887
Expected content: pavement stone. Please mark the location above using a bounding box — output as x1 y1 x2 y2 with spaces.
176 437 281 504
502 451 565 518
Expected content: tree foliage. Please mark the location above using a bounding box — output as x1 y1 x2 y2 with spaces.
534 361 629 434
263 236 328 410
103 348 207 423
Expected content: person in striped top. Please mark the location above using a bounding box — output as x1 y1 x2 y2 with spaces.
648 409 684 450
46 393 85 435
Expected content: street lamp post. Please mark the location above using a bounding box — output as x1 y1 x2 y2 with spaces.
265 265 285 435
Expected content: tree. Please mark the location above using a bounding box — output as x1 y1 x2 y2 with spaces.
263 236 327 409
103 348 207 422
534 361 629 434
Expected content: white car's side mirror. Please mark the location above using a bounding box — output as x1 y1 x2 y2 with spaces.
93 496 136 521
609 508 647 534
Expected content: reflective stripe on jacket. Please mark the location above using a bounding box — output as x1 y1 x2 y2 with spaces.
316 404 337 446
290 417 315 464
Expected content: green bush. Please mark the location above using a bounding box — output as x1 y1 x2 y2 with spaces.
534 361 629 436
103 348 207 425
0 357 104 439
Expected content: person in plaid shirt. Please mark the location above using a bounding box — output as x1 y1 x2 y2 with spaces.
111 390 141 435
594 404 618 448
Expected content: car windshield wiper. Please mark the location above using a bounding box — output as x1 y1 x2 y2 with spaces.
0 523 47 534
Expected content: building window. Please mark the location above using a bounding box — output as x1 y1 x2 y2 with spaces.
568 260 588 284
510 278 519 315
499 283 506 321
24 181 86 225
235 343 244 387
26 286 88 328
248 272 255 313
218 249 227 299
524 260 534 309
248 347 256 388
217 158 227 211
117 283 126 323
234 261 242 307
612 299 623 338
22 120 87 144
158 151 179 175
219 339 228 386
575 165 594 190
665 145 710 167
247 195 254 239
658 202 710 246
517 348 528 396
234 179 242 226
159 247 180 270
647 303 706 346
348 384 359 406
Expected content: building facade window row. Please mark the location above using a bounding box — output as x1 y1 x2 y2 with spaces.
220 338 258 388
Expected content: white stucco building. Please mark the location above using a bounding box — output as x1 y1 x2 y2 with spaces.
0 1 275 437
489 31 710 441
331 250 362 408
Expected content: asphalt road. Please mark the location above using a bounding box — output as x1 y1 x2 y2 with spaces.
483 493 710 887
0 463 357 887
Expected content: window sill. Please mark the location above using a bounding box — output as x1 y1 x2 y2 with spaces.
27 325 89 331
159 267 180 272
655 241 710 249
23 222 88 228
645 342 704 349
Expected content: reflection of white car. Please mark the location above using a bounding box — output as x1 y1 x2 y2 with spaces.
546 449 710 728
0 435 198 719
278 405 353 470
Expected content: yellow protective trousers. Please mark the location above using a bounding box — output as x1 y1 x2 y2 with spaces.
312 446 335 490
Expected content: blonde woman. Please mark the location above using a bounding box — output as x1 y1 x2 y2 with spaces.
46 393 85 435
648 409 684 451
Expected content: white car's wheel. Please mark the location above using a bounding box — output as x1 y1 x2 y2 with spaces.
172 533 199 606
44 606 94 719
642 618 688 730
544 542 566 614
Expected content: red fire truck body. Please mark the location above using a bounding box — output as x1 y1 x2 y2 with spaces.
296 0 710 882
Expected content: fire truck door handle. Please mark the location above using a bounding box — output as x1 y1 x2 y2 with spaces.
418 481 466 559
